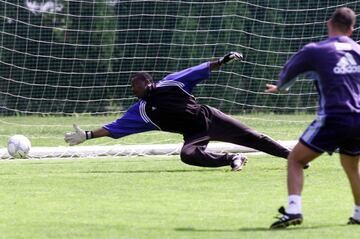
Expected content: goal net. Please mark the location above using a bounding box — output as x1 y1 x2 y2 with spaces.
1 0 359 158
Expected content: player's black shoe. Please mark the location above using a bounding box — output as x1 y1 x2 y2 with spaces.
270 206 303 229
304 162 311 169
231 154 248 171
348 217 360 225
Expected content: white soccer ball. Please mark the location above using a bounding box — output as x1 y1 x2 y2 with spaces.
7 135 31 158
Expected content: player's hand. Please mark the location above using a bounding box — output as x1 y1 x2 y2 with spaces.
265 84 279 93
64 124 86 146
219 52 243 65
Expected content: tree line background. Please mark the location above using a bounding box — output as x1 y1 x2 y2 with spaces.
1 0 359 115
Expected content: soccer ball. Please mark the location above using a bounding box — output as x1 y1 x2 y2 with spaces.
7 135 31 158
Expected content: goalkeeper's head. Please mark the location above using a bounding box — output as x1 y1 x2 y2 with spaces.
131 72 153 98
327 7 356 36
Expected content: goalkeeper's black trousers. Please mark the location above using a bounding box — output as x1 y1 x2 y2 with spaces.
180 106 290 167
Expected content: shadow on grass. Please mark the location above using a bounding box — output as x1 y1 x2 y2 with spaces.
10 158 176 165
175 223 347 233
175 227 246 232
80 168 225 174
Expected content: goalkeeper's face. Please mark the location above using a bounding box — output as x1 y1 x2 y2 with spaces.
131 77 151 99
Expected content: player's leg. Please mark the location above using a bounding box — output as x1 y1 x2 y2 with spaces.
270 141 321 229
270 115 339 229
337 117 360 224
204 106 290 159
287 142 321 194
340 153 360 224
180 133 247 169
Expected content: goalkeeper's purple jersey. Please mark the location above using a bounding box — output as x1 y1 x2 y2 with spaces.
103 62 210 139
277 36 360 115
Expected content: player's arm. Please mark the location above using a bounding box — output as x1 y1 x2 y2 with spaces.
163 51 243 93
265 45 314 93
64 102 158 146
64 125 110 146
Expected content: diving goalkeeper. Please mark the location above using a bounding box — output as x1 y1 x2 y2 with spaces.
64 52 290 171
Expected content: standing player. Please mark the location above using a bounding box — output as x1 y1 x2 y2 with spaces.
65 52 292 171
266 7 360 229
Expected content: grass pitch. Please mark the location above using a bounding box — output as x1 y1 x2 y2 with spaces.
1 114 359 238
0 114 314 147
0 155 360 238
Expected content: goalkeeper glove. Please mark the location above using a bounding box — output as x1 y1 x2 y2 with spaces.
64 124 93 146
218 52 243 65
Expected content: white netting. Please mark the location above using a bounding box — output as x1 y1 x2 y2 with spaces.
0 0 359 157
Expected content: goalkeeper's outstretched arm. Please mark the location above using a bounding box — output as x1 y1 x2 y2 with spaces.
64 124 110 146
64 102 158 146
161 51 244 93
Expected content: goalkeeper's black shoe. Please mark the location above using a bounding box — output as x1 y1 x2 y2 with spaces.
348 217 360 225
304 162 311 169
270 206 303 229
230 154 248 171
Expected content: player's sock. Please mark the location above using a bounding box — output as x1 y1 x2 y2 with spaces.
287 195 302 214
352 205 360 221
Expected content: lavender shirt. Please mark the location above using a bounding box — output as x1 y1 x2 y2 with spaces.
277 36 360 115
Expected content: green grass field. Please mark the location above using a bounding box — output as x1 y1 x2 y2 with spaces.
1 155 359 239
1 115 360 238
0 114 314 147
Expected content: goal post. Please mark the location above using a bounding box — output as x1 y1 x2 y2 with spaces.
1 1 358 158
